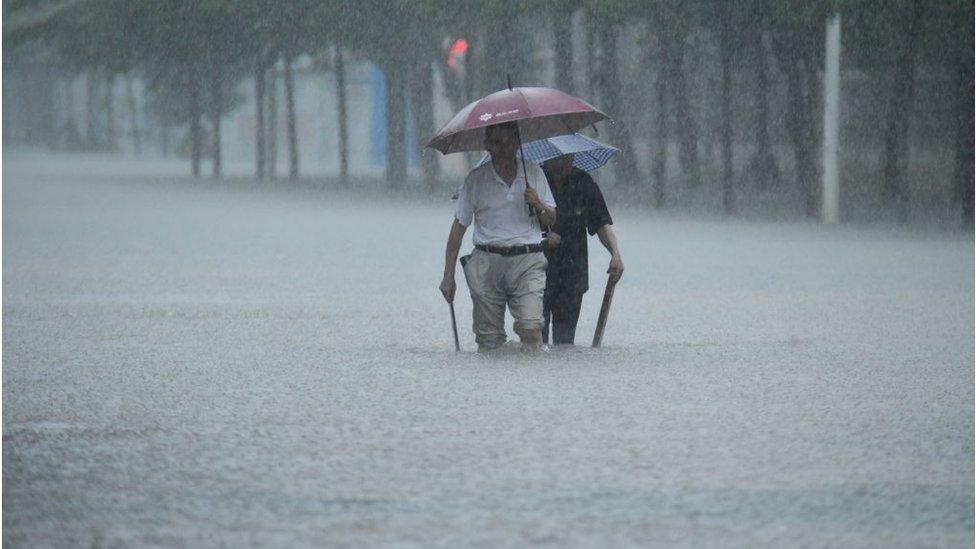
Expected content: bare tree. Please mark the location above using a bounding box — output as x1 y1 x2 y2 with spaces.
771 24 820 218
189 64 202 177
719 0 735 213
284 55 298 180
104 71 116 150
124 74 141 155
210 66 222 178
951 2 974 228
652 57 668 207
268 64 278 179
334 43 349 186
409 44 439 190
882 0 924 221
384 61 408 185
255 58 267 179
552 9 573 93
593 13 639 185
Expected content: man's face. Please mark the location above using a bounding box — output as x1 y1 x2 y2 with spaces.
484 125 517 160
543 154 573 181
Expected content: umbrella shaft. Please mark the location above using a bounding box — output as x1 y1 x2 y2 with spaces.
513 122 537 220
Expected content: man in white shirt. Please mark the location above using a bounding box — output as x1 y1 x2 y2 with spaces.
439 122 557 353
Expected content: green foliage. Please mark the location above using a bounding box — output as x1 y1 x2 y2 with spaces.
9 0 971 84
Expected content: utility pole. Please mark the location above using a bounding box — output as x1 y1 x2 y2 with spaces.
821 13 841 224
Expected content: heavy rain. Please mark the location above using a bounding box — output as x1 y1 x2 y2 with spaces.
3 1 974 547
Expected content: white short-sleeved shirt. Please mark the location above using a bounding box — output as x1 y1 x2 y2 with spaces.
454 161 556 246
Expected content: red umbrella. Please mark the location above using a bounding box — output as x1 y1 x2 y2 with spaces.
425 85 608 154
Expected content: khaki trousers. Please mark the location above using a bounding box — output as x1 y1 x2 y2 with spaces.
461 249 547 349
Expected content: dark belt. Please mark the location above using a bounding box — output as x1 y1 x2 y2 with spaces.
475 243 544 256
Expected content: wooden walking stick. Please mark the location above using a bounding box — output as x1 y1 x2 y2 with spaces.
449 302 460 352
592 275 618 348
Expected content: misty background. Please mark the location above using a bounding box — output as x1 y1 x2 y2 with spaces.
3 0 973 228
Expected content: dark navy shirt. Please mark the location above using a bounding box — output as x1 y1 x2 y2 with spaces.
544 167 613 295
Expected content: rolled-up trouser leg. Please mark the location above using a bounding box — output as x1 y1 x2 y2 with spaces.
462 250 507 350
505 251 547 334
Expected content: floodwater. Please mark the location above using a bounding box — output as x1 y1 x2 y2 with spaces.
3 151 973 547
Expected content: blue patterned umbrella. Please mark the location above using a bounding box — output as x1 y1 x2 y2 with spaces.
476 132 619 172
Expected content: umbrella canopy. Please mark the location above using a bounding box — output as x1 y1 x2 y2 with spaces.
476 133 619 172
425 87 608 154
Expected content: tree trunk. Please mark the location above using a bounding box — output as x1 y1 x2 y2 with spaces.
440 35 465 113
585 9 597 103
284 55 299 180
85 69 97 148
483 25 503 94
255 61 266 179
1 68 10 145
2 68 11 145
756 31 770 172
750 30 780 190
595 16 639 185
719 3 734 214
882 0 924 219
483 20 515 94
53 73 68 148
211 67 222 178
665 33 701 187
161 124 171 157
63 74 80 149
146 84 165 155
385 62 408 185
16 66 30 145
189 66 202 177
24 66 41 146
104 72 116 150
460 29 480 170
553 9 573 93
125 74 141 155
773 31 818 218
653 59 668 208
952 4 974 228
36 67 57 148
410 53 439 190
335 43 350 186
268 63 278 179
463 30 477 104
19 66 33 145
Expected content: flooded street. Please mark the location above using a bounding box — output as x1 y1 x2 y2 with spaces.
3 152 973 547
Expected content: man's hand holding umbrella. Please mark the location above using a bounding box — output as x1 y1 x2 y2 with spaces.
524 186 555 226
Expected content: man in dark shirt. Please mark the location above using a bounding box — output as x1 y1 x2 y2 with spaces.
541 154 624 345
